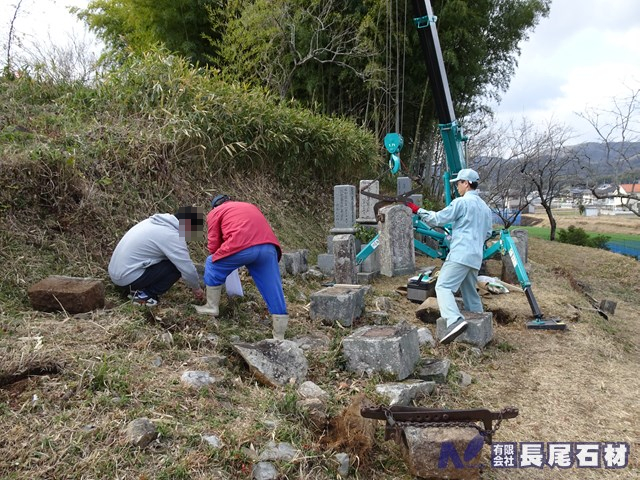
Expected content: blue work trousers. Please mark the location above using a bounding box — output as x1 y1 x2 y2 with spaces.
435 260 483 327
204 244 287 315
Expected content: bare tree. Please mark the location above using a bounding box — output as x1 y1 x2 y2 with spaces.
576 86 640 216
470 123 535 228
506 118 576 240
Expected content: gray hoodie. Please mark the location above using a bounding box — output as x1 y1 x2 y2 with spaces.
108 214 200 289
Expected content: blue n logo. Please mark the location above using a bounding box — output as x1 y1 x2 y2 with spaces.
438 434 484 469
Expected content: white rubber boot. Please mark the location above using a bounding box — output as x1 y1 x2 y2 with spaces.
272 314 289 341
194 285 222 315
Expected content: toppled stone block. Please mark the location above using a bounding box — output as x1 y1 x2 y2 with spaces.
436 312 493 348
28 275 105 314
415 358 451 384
233 340 308 387
375 379 436 406
279 250 309 277
403 426 483 479
415 297 440 324
310 284 367 327
342 323 420 380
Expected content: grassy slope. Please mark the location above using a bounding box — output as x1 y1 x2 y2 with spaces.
2 75 639 478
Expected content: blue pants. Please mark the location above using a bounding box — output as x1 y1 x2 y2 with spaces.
435 260 483 327
204 244 287 315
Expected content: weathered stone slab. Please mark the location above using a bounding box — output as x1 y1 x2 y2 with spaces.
378 204 415 277
342 323 420 380
317 254 334 275
375 379 436 406
436 312 493 348
415 358 451 384
333 234 357 284
310 284 367 327
28 275 105 314
233 340 308 387
358 179 379 224
331 185 356 234
397 176 413 196
403 426 483 479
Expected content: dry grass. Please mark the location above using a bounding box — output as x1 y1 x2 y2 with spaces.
1 215 639 479
524 211 640 236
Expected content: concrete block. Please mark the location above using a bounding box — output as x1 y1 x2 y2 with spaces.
436 312 493 348
28 275 105 314
342 323 420 380
310 284 367 327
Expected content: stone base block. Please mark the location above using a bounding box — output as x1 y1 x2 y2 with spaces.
436 312 493 348
310 284 367 327
27 275 105 314
342 323 420 380
403 426 483 479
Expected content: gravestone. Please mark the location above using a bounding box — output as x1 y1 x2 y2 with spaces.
330 185 356 234
378 204 415 277
333 234 357 284
397 176 412 196
358 180 379 224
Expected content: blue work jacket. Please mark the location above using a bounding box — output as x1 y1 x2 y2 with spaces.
417 190 493 269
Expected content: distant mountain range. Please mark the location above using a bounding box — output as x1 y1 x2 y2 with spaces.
565 142 640 182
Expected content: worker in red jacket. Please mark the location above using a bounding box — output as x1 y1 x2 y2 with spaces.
195 195 289 340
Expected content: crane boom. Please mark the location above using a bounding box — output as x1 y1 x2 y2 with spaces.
411 0 467 185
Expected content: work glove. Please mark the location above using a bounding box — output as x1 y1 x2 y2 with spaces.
405 201 420 214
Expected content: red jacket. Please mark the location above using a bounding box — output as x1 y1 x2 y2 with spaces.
207 201 282 262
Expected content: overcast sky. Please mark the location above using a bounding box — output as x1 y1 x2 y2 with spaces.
2 0 639 145
491 0 640 144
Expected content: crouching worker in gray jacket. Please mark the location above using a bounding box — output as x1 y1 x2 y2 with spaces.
108 206 205 306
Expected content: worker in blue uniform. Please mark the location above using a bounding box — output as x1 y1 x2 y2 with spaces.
406 168 493 344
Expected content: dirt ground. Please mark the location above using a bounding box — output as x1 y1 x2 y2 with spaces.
1 233 639 479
